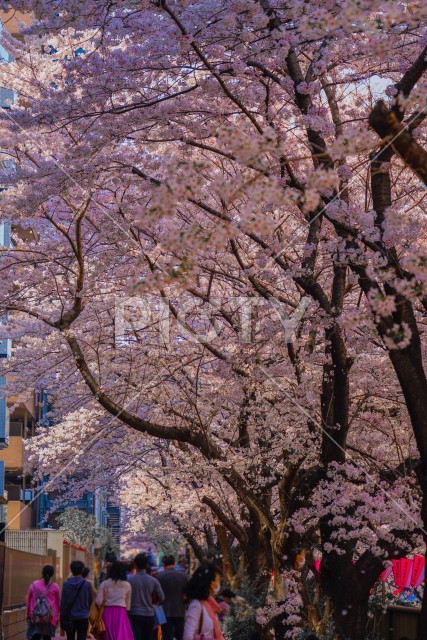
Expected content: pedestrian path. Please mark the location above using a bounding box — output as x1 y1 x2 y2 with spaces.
54 634 95 639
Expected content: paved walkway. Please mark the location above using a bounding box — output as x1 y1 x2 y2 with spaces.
54 634 95 639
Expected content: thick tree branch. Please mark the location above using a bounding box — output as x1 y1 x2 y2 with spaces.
369 100 427 186
202 496 248 547
393 45 427 121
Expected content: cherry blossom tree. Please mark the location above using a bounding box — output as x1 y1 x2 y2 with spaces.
0 1 427 638
56 506 117 551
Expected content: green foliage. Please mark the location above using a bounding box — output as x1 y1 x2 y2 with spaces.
315 622 336 640
96 525 119 561
223 614 258 640
223 576 266 640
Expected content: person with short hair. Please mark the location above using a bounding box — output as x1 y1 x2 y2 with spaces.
147 548 156 567
217 588 235 621
26 565 61 640
96 561 133 639
128 553 165 640
60 561 94 640
156 555 188 640
175 555 187 572
183 564 224 640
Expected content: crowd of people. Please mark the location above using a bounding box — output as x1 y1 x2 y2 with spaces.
26 552 247 640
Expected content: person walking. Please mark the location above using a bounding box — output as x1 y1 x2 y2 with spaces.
126 561 136 578
82 568 96 595
156 555 188 640
147 548 156 567
60 561 94 640
96 561 133 640
128 553 165 640
26 565 61 640
183 564 224 640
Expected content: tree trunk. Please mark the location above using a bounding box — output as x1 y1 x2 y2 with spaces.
215 523 235 583
333 600 370 640
417 492 427 640
321 551 383 640
327 572 370 640
243 517 273 592
418 596 427 640
244 544 271 594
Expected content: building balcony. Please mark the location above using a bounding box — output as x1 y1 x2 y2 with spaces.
6 499 33 530
0 436 24 471
0 10 32 36
7 392 36 422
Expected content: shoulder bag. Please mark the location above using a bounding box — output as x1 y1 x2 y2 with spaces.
89 600 106 638
193 602 214 640
60 581 85 632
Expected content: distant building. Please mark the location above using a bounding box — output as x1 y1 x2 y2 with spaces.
106 503 121 548
95 493 121 551
0 18 39 534
34 389 95 527
0 219 38 532
35 389 121 550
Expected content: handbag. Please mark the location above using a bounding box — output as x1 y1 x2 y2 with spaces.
89 599 106 638
154 604 167 626
193 603 214 640
60 580 85 631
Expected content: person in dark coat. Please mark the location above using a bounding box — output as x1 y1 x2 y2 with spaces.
156 555 188 640
128 553 164 640
60 561 94 640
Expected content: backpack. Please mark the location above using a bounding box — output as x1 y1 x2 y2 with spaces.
31 582 53 625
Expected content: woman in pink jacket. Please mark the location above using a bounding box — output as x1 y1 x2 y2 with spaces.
27 565 61 640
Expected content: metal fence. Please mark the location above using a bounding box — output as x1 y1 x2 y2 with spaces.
4 530 50 556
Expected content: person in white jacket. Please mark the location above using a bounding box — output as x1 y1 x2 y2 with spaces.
183 564 224 640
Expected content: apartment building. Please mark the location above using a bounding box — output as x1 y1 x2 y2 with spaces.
0 14 120 551
0 12 40 533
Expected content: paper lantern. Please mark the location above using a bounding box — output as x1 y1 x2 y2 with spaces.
411 554 425 587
